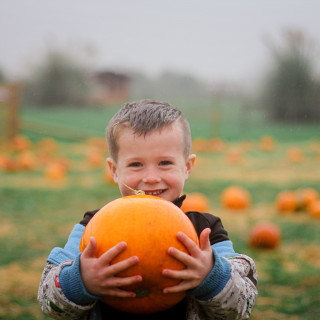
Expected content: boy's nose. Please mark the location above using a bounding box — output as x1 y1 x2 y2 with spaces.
142 168 161 184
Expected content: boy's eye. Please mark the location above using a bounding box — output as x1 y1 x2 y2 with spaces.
159 160 173 166
129 162 142 168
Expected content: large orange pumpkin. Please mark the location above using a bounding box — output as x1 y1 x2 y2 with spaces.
249 223 281 249
79 195 199 314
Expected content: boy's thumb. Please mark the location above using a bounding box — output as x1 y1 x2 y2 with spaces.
200 228 211 250
83 236 97 258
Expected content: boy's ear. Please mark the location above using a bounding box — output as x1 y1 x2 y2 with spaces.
185 154 196 177
106 157 118 183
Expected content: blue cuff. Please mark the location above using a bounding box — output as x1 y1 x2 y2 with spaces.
47 224 85 265
59 253 101 305
187 247 231 300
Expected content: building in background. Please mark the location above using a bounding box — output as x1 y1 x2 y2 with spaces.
91 71 130 106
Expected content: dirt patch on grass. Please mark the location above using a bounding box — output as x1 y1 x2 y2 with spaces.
192 155 320 184
0 220 17 238
0 262 43 319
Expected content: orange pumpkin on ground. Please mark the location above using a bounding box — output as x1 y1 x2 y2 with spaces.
192 138 209 153
87 148 105 167
18 150 36 170
308 200 320 219
80 195 199 314
0 153 8 170
287 147 304 163
4 157 20 173
221 186 251 210
225 147 243 164
180 193 209 213
208 138 225 153
296 188 319 210
249 223 281 249
44 161 68 180
276 191 297 213
11 135 31 152
259 136 275 152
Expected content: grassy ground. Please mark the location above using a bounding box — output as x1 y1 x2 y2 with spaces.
1 100 320 319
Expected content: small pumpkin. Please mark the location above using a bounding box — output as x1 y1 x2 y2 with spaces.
225 147 243 164
80 195 199 314
287 147 304 163
192 138 209 153
221 186 251 210
276 191 297 213
18 150 36 170
44 160 68 180
180 193 209 213
208 138 225 153
296 188 319 210
308 200 320 219
87 148 104 167
259 136 275 152
249 222 281 249
11 135 31 152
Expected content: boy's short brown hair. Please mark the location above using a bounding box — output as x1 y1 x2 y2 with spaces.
106 99 192 162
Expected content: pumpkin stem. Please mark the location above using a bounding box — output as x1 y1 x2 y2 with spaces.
121 182 145 195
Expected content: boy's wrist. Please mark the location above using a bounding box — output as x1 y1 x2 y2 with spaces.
59 253 101 305
187 247 231 300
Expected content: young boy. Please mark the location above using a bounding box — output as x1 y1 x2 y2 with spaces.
38 99 258 320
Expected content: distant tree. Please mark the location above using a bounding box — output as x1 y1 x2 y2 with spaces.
23 49 92 107
261 30 320 122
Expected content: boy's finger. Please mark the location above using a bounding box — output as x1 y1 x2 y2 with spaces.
167 246 194 267
105 272 142 288
176 231 199 256
199 228 211 251
99 241 128 265
163 280 193 294
103 255 140 277
82 237 97 258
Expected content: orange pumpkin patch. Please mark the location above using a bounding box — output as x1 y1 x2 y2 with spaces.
80 195 199 314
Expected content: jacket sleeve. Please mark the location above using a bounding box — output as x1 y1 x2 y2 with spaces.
37 224 99 320
186 241 258 320
38 261 95 320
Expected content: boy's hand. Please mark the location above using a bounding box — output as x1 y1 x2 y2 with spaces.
162 228 214 293
80 237 142 297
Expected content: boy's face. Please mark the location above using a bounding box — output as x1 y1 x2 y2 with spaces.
107 122 195 202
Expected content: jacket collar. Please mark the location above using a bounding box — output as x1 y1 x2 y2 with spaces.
172 194 186 208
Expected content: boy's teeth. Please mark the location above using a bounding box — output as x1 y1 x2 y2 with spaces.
146 191 162 195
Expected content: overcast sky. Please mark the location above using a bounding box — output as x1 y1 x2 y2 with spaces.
1 0 319 84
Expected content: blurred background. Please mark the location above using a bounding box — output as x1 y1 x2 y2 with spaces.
0 1 319 319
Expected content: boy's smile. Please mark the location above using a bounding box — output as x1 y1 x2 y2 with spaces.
107 122 195 202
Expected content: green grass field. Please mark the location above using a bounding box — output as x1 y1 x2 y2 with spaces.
1 99 320 319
